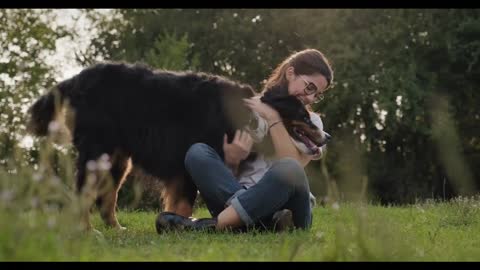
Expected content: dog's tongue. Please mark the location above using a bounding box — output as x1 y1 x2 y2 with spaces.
295 128 320 155
303 136 320 155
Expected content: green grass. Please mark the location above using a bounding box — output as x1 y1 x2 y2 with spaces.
1 200 480 261
1 133 479 261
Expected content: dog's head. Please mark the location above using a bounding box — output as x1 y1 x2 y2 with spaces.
219 78 331 155
259 87 331 154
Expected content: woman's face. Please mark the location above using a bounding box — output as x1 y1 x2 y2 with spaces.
285 66 328 105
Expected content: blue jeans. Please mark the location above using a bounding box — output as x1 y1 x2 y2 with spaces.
184 143 312 230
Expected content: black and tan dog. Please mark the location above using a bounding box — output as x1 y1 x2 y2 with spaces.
27 62 329 231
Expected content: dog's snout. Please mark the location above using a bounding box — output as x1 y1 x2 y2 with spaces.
318 131 332 147
324 132 332 141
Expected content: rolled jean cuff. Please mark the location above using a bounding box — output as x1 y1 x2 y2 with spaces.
230 196 254 226
225 188 246 208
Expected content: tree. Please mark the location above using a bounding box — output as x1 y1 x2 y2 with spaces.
0 9 70 169
78 9 480 204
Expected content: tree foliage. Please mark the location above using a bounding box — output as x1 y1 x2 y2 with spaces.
3 9 479 204
0 9 70 168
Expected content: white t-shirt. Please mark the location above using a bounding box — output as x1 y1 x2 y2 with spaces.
239 110 327 207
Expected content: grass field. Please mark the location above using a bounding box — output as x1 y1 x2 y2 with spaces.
1 198 480 261
1 135 479 261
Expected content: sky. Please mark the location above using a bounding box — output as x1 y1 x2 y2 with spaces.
48 9 112 81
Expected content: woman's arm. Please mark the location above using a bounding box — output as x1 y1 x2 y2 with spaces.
268 120 312 167
244 98 312 167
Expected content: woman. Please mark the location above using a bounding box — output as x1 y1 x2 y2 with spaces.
156 48 334 232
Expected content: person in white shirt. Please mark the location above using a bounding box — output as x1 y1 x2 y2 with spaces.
156 48 334 232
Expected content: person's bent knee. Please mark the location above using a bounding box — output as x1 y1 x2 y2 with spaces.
275 157 303 170
184 143 212 169
271 158 308 188
272 158 304 177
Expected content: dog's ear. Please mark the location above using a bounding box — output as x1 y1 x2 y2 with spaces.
260 85 288 103
262 94 304 119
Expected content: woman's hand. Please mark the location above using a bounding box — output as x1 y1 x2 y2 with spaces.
243 97 281 124
223 130 254 175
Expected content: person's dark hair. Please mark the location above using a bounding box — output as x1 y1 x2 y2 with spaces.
262 49 334 94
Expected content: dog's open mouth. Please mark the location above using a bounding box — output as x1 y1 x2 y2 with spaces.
288 119 332 156
292 127 322 155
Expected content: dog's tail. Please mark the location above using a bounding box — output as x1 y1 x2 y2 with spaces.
26 79 73 140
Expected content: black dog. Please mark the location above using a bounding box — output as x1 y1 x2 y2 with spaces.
27 62 328 230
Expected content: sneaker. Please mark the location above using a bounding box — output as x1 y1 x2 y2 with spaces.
155 212 217 233
271 209 294 232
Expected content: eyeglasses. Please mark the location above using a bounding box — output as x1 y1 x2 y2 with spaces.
299 75 325 103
